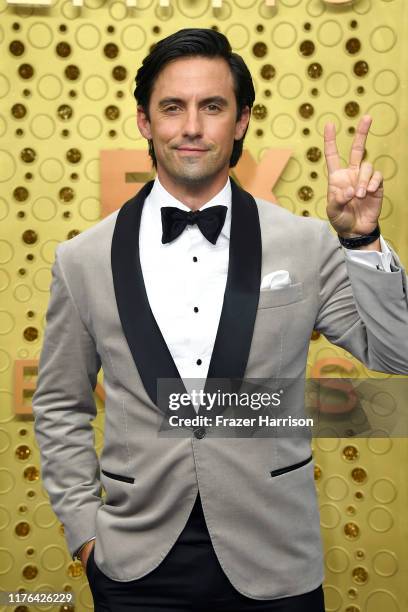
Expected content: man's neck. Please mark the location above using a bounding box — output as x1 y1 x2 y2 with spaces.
156 171 230 211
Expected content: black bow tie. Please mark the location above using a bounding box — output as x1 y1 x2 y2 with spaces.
161 205 228 245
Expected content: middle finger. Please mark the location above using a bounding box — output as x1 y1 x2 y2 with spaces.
349 115 372 170
356 161 373 198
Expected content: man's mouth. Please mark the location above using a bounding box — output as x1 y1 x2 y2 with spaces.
177 147 208 152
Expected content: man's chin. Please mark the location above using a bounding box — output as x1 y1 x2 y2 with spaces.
174 173 218 187
166 165 222 186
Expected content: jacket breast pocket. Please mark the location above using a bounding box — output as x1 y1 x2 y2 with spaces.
269 453 313 478
101 469 135 484
258 282 304 309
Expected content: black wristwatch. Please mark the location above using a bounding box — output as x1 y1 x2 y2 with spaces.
338 224 380 249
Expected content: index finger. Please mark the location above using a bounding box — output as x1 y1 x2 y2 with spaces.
349 114 372 170
324 121 341 175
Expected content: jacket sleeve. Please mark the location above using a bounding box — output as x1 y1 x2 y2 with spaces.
314 221 408 375
32 243 103 559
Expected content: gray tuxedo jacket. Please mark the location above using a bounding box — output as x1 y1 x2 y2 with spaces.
32 178 408 600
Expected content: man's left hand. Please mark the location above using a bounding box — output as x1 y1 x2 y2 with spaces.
324 114 383 238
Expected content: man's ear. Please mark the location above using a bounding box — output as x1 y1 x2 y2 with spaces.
137 104 152 140
234 105 251 141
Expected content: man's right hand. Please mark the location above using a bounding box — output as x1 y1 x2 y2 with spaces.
80 540 96 572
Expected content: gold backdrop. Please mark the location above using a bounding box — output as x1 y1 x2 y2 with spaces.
1 0 407 610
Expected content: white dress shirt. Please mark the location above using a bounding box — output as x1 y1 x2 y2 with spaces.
139 175 232 406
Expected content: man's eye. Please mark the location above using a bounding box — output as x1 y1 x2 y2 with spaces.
207 105 220 111
165 106 179 112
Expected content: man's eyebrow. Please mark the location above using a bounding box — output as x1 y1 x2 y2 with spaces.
157 96 229 108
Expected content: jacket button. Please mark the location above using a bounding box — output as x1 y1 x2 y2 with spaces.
194 427 206 439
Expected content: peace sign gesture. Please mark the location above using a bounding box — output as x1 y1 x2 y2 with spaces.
324 115 383 238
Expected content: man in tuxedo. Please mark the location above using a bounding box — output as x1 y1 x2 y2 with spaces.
32 28 408 611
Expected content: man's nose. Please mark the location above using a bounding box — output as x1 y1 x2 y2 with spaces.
182 109 203 136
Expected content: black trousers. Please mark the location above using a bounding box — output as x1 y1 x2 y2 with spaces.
86 493 325 612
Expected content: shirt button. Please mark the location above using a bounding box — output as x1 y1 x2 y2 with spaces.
193 256 198 262
194 427 206 439
194 306 199 313
196 359 202 365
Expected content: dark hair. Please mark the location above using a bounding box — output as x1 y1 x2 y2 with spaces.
133 28 255 168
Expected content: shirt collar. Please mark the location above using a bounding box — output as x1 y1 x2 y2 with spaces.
148 174 232 240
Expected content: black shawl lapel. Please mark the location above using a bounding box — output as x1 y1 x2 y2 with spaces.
201 177 262 416
111 179 188 418
111 176 262 421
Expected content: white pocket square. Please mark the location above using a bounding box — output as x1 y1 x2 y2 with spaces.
261 270 292 290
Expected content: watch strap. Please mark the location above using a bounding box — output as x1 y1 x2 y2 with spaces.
338 224 380 249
